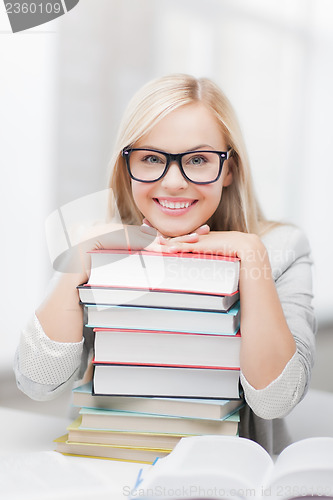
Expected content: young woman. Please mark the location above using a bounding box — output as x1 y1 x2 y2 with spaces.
14 74 316 454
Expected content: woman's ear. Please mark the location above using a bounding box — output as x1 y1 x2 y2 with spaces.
222 157 234 187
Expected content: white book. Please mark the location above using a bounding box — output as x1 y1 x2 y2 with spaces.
131 435 333 499
88 250 240 295
92 364 240 399
79 408 240 436
78 285 239 312
86 302 240 335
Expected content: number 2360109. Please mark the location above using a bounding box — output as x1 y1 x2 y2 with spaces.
5 3 62 15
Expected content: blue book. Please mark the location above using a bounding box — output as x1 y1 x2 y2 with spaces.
72 383 244 420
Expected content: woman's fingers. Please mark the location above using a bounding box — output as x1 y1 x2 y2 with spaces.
139 221 211 253
159 233 199 245
196 224 210 235
157 224 210 244
160 242 196 253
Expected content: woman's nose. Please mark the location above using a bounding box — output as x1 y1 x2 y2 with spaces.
160 162 189 189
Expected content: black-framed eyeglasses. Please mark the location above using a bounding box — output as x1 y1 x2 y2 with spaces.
122 148 231 185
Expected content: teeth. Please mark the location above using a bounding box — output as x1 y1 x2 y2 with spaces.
158 200 192 209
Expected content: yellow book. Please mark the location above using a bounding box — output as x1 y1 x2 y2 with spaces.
67 416 188 449
54 434 172 464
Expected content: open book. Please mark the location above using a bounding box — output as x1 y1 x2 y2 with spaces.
130 435 333 499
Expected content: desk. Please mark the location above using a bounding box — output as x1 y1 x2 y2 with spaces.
0 407 149 499
2 390 333 499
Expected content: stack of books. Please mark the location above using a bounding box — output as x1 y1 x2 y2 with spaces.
54 249 243 463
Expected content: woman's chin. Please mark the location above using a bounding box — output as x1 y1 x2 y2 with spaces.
158 227 196 238
152 219 199 238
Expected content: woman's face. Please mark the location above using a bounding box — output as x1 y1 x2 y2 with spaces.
130 103 232 237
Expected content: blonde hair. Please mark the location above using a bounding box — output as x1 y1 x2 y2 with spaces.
108 74 268 234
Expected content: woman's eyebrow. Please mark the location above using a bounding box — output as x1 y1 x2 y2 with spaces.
135 144 217 152
185 144 216 151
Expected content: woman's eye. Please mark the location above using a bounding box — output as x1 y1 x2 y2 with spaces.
188 155 206 166
143 155 163 164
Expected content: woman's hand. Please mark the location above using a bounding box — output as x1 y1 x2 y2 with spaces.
156 229 261 261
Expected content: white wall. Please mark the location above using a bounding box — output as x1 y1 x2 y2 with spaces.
1 0 332 371
0 11 57 369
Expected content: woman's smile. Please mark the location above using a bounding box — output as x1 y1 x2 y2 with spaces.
153 197 198 214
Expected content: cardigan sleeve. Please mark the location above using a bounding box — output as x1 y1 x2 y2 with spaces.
240 225 317 419
14 314 87 401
